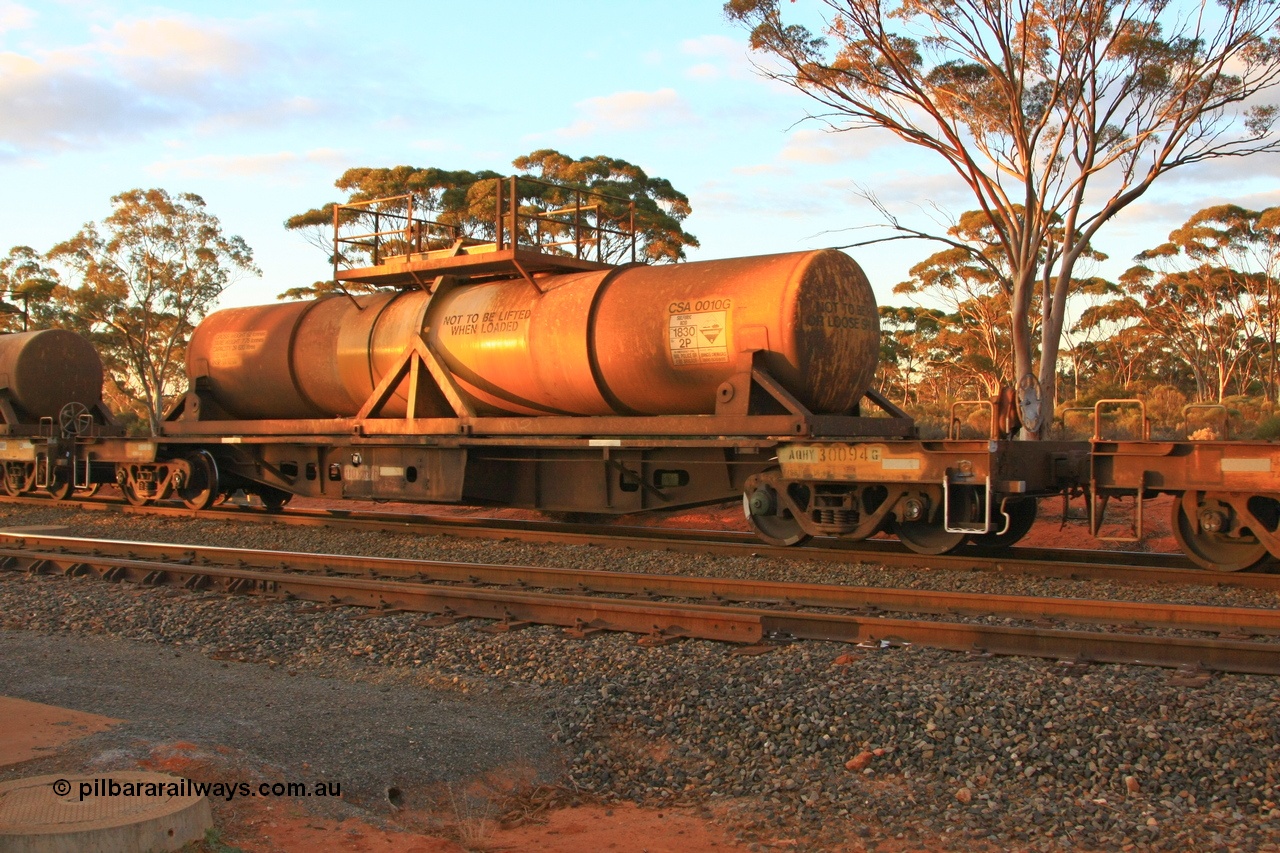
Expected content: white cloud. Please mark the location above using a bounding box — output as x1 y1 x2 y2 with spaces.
700 159 969 242
696 177 844 220
0 14 321 158
685 62 720 81
194 96 324 134
552 88 696 139
96 18 260 92
1113 199 1205 234
862 168 977 213
680 34 753 81
0 49 182 157
1233 188 1280 210
731 163 790 176
1110 186 1280 255
0 2 34 32
147 148 347 181
682 35 740 58
408 138 464 154
1153 151 1280 186
779 126 897 164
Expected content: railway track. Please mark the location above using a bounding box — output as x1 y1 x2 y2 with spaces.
4 530 1280 675
4 492 1279 591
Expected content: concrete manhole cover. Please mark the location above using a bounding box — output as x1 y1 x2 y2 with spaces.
0 772 211 853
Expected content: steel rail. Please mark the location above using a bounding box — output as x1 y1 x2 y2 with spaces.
1 547 762 643
3 492 1278 591
4 534 1280 674
3 532 1277 636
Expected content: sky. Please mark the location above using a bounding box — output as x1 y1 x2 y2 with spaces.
3 0 1280 312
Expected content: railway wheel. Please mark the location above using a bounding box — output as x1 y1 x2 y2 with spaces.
1171 492 1269 572
177 451 219 511
74 483 101 498
258 486 292 512
743 482 810 547
120 482 150 506
894 488 975 556
116 466 151 507
895 518 968 555
972 497 1037 548
46 478 72 501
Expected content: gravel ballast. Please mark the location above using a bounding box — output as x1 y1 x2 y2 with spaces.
2 502 1279 852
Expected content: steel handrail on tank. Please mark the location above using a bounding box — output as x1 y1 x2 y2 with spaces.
331 195 465 277
531 202 603 257
0 289 31 331
494 176 637 264
330 177 639 283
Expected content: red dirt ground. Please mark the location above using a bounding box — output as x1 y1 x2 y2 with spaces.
0 696 121 767
215 801 755 853
143 740 755 852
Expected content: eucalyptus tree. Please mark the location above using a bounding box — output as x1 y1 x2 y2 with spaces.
728 0 1280 434
50 189 258 434
0 246 61 331
1137 204 1280 403
877 304 945 405
1090 204 1280 402
1111 263 1254 401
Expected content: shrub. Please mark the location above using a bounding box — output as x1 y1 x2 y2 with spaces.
1255 415 1280 440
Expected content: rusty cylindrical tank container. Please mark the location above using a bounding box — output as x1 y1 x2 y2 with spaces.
0 329 103 419
186 249 879 419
